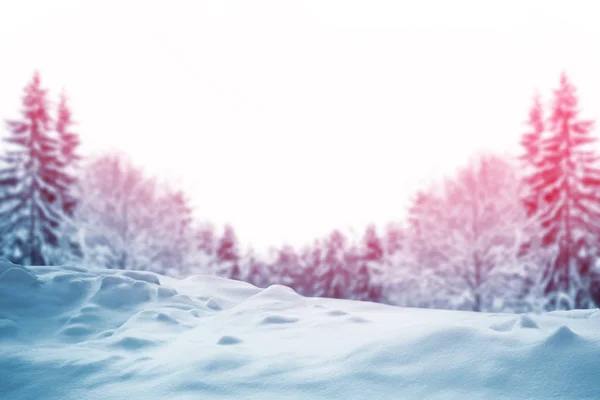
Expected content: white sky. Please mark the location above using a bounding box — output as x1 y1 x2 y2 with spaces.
1 0 600 250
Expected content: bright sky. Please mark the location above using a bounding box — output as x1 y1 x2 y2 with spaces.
1 0 600 250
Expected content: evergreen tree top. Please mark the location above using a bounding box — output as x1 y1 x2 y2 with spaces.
6 71 52 143
542 72 595 152
56 90 81 165
56 91 72 134
519 91 544 163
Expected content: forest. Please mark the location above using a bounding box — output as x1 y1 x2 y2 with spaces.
1 71 599 313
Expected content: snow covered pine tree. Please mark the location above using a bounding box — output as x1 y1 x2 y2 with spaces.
0 72 71 265
215 225 242 279
520 92 545 218
47 90 83 264
55 91 81 217
524 73 600 310
355 224 384 302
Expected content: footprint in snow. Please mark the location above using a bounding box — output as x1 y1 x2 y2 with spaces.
61 324 93 336
111 336 160 350
260 315 299 325
347 316 369 323
326 310 348 317
217 335 242 345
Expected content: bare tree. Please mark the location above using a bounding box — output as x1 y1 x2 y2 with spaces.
407 154 540 312
74 153 194 274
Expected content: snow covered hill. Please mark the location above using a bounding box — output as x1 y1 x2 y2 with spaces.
1 261 599 399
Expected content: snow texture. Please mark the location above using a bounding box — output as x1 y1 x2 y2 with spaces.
1 264 599 399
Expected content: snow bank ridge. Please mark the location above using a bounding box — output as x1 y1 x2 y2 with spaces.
0 263 599 400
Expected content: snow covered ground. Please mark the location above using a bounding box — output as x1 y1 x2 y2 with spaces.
1 261 599 399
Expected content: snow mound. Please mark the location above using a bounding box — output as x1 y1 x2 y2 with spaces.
518 314 540 329
0 263 42 310
253 284 303 302
0 318 19 338
543 325 581 347
1 264 599 400
120 270 161 285
0 266 40 286
91 275 153 309
547 309 598 319
489 318 516 332
206 297 222 310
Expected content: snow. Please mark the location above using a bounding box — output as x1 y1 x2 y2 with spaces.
1 261 600 399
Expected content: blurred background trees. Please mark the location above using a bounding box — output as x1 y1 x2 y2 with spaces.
1 71 599 312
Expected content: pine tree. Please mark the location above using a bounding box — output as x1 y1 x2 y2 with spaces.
384 222 404 256
47 90 83 265
272 245 301 288
55 91 81 217
297 240 324 296
196 223 217 257
520 92 545 217
215 225 241 279
240 249 271 288
531 72 600 309
186 222 218 275
517 91 555 312
356 225 384 302
321 230 348 299
0 72 68 265
363 224 383 261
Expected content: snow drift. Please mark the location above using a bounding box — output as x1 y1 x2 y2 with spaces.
0 260 599 399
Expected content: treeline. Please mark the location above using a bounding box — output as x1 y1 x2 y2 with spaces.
1 71 600 312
